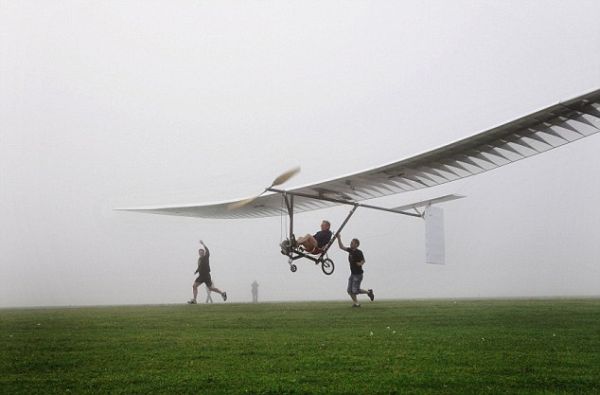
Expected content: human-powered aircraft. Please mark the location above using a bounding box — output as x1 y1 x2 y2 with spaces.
118 88 600 275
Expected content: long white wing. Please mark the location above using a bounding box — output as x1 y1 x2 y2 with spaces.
119 88 600 219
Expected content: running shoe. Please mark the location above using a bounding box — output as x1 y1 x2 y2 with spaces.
367 289 375 301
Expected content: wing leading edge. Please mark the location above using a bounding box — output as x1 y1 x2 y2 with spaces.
118 88 600 219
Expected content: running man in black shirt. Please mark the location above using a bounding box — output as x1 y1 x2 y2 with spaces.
188 240 227 304
337 234 374 307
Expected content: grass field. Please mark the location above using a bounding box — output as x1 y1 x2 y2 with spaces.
1 299 600 394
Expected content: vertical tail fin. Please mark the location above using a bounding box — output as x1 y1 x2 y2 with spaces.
425 205 445 265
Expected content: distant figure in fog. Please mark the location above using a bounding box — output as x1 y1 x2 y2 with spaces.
205 284 213 304
251 280 259 303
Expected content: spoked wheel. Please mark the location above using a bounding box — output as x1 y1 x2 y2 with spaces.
321 258 334 275
290 264 297 273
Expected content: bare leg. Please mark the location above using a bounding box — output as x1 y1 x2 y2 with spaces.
348 292 359 305
296 234 310 244
208 285 227 301
296 234 317 252
192 283 199 302
209 285 223 294
355 288 374 302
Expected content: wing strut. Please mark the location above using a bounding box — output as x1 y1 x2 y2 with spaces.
283 193 295 241
325 204 359 253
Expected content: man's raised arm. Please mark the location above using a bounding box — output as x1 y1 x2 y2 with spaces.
336 234 347 251
200 240 210 256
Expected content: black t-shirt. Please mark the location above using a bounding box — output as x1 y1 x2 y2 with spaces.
314 230 333 248
197 248 211 277
346 248 365 275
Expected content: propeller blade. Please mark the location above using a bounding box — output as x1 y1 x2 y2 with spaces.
270 166 300 187
228 193 265 210
228 167 300 211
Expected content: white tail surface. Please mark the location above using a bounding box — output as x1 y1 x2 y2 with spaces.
425 205 445 265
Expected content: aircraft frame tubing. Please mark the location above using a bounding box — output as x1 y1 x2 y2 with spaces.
281 192 359 263
269 187 422 218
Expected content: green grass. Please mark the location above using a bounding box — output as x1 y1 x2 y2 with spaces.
1 299 600 394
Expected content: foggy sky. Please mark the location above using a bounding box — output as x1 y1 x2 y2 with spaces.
1 0 599 307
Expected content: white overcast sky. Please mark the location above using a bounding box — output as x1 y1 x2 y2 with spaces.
1 0 599 307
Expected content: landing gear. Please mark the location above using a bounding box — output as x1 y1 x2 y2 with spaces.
284 244 335 275
321 258 334 275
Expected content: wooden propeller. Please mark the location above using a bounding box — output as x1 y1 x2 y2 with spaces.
228 167 300 210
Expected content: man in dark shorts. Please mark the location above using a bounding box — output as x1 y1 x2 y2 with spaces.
336 234 374 307
188 240 227 304
295 220 333 253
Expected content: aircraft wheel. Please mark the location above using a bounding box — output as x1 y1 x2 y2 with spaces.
290 264 297 273
321 258 334 275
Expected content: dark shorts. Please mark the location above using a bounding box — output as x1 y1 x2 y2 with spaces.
347 274 363 294
194 274 212 287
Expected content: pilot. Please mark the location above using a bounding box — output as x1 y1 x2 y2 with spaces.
295 220 333 254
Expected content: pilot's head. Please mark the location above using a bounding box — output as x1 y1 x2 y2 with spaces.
198 249 206 257
350 238 360 249
321 220 331 231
